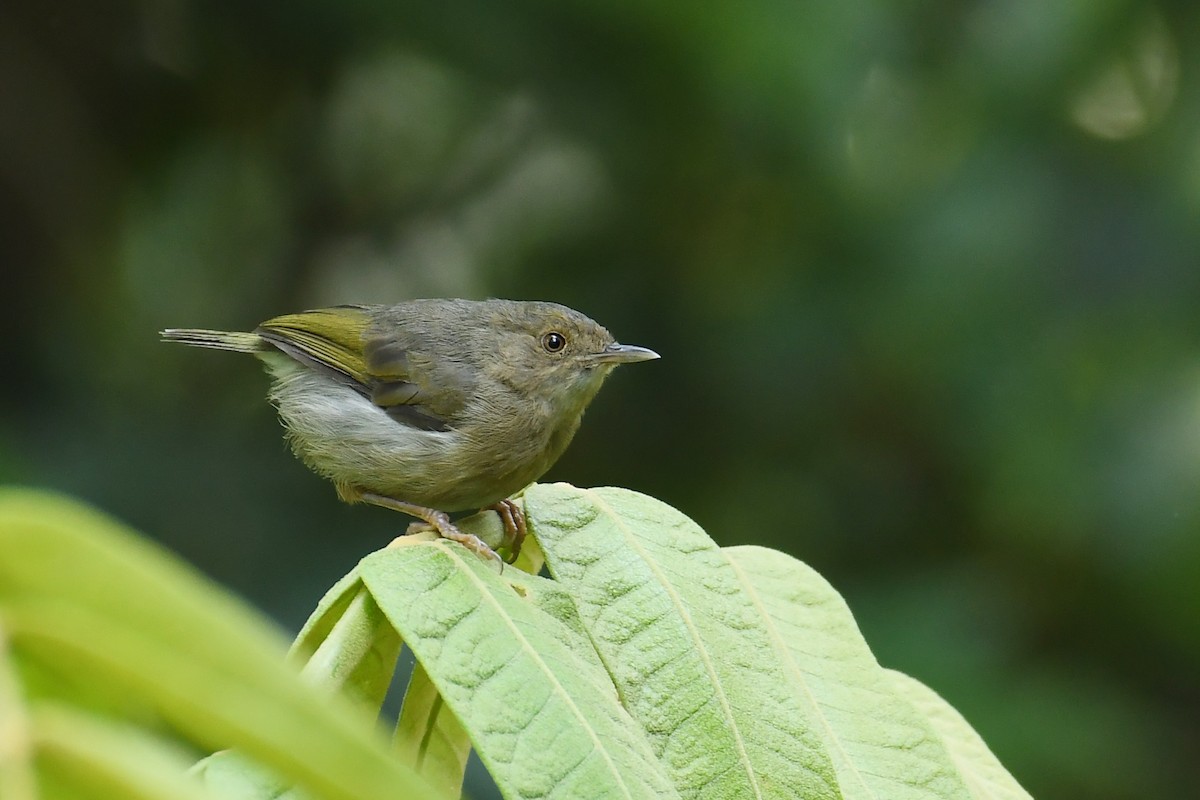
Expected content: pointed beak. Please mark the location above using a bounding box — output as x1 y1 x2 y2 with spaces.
590 342 661 365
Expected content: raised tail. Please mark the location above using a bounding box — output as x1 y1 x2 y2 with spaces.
160 328 266 353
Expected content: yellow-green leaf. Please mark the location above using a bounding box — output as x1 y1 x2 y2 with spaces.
360 540 679 800
525 484 841 800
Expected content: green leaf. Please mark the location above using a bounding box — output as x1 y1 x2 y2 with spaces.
191 750 308 800
886 671 1033 800
0 488 437 800
389 520 576 797
289 568 367 666
394 661 470 797
298 583 402 709
359 538 679 800
0 623 35 800
722 545 971 799
30 704 216 800
524 483 841 800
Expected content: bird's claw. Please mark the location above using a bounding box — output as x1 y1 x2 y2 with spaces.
489 499 527 564
432 521 504 568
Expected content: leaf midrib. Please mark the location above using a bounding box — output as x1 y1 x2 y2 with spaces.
436 543 639 800
584 489 764 800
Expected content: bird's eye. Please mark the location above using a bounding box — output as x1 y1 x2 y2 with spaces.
541 331 567 353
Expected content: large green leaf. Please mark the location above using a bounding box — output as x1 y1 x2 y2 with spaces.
722 545 971 799
190 575 404 800
525 483 842 800
0 622 35 800
29 705 216 800
0 488 437 800
359 537 680 800
522 484 1031 800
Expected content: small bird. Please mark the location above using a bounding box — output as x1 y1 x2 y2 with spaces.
161 299 658 562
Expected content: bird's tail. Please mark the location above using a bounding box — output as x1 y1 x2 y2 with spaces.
159 328 266 353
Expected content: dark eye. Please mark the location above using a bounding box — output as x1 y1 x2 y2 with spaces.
541 331 567 353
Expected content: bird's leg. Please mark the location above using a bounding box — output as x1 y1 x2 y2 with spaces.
360 492 502 566
487 499 526 564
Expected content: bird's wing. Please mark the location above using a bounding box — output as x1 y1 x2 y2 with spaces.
360 323 478 432
257 305 467 432
257 306 372 384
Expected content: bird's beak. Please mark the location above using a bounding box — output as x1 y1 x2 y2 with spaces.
590 342 660 365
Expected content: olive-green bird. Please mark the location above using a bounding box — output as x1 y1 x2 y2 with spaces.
161 299 658 562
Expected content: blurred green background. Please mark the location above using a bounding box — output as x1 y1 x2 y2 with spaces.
3 1 1199 797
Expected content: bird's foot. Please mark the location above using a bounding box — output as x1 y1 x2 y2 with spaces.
361 492 502 567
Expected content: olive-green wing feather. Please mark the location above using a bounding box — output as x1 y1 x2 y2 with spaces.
256 306 374 387
258 305 471 433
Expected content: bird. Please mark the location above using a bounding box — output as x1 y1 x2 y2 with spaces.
161 298 659 562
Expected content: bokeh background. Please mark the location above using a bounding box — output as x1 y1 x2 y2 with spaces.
3 1 1199 797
